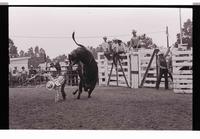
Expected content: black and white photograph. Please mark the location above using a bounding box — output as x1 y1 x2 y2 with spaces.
8 7 193 130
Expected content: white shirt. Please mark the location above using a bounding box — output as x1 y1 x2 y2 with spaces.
100 42 110 52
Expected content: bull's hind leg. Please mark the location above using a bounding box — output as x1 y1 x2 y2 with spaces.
77 80 83 99
87 85 96 98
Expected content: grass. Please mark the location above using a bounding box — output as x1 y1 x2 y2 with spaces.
9 86 192 130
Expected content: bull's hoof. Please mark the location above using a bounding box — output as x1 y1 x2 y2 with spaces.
73 89 78 95
62 96 66 100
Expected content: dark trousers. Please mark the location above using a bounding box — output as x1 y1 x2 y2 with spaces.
156 69 169 89
104 52 112 60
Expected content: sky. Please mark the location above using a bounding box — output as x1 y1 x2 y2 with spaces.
9 7 192 59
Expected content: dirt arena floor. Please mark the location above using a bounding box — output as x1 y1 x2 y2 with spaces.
9 86 192 130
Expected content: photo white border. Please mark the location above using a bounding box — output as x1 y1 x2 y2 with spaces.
3 1 199 139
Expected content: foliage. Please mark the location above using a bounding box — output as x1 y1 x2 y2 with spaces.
52 54 68 62
175 19 192 49
9 38 51 68
9 38 19 58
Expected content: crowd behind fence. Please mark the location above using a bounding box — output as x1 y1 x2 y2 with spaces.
97 47 192 93
9 66 79 88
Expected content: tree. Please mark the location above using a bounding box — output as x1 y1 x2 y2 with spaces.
39 48 47 63
9 38 19 58
46 56 51 63
53 54 67 62
175 18 192 49
34 46 40 57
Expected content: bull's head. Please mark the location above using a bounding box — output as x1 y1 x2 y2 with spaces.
68 51 79 66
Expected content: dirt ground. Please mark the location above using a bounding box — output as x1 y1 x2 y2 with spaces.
9 86 192 130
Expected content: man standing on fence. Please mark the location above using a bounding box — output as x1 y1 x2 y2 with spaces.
156 52 170 90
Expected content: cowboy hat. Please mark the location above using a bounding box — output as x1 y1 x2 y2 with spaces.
46 81 55 90
132 29 137 33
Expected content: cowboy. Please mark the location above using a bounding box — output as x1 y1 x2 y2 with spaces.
100 36 112 60
130 29 140 49
111 38 125 66
156 52 171 90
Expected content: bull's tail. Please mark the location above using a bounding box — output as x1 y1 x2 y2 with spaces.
72 32 85 48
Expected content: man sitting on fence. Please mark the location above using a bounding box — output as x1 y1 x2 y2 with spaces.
100 36 112 60
112 38 126 66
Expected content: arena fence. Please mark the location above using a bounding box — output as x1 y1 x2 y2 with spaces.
172 48 192 93
97 48 192 93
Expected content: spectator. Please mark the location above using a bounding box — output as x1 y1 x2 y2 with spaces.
100 36 112 60
49 63 57 77
117 39 125 54
101 36 109 52
112 39 126 66
29 65 37 77
12 67 20 86
36 66 43 84
112 38 119 53
28 65 37 85
130 29 140 49
20 66 27 85
54 60 61 76
156 53 172 90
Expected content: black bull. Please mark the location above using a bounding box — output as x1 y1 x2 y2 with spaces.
60 32 98 99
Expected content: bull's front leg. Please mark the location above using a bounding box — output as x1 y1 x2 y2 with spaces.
77 79 83 99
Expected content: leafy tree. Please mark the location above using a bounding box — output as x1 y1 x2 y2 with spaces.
53 54 67 62
46 56 52 63
34 46 40 57
139 34 153 48
27 47 50 68
175 19 192 49
9 38 19 58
